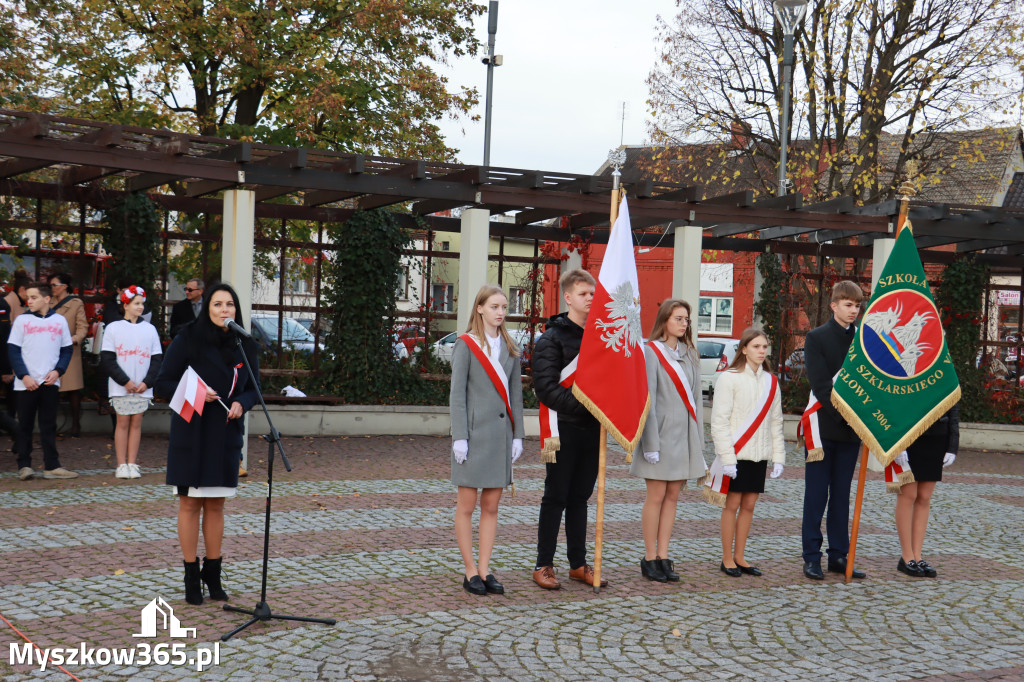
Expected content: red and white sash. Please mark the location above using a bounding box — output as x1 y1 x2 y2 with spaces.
539 356 578 464
459 334 514 429
648 340 698 423
884 454 915 493
799 391 825 462
703 370 778 506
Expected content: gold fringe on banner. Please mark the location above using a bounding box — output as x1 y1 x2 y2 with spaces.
571 385 650 456
886 468 916 493
508 482 516 498
832 387 961 467
540 438 560 464
701 485 727 508
805 447 824 463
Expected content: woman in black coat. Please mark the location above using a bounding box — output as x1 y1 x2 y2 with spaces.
155 283 260 605
894 404 960 578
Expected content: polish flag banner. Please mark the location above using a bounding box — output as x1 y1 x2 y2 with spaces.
571 196 650 454
169 366 208 423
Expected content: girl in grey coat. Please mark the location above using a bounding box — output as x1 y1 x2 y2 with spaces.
449 285 525 596
631 299 707 583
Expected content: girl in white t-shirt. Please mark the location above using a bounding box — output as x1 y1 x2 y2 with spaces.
100 285 163 479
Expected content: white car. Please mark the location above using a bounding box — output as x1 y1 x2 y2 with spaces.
431 328 542 365
698 337 741 398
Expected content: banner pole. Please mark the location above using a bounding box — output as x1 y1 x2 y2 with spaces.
846 443 869 583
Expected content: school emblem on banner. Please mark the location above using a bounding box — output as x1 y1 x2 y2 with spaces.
832 226 961 467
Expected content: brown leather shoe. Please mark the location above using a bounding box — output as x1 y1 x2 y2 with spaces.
238 464 248 478
532 566 561 590
569 564 608 587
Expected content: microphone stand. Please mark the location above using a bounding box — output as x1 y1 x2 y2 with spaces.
220 331 336 641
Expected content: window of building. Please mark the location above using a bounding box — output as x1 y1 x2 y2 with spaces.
283 258 312 295
441 241 450 251
509 286 527 314
431 283 454 312
397 266 410 300
697 296 733 334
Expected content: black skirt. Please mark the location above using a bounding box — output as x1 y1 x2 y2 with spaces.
907 434 945 483
730 459 768 493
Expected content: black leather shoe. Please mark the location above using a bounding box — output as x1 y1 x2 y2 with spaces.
803 561 824 580
463 575 487 595
916 559 937 578
737 563 762 577
657 557 679 582
897 558 926 577
641 557 668 582
483 574 505 594
720 562 741 578
827 557 866 579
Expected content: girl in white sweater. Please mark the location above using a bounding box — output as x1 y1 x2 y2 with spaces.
709 328 785 577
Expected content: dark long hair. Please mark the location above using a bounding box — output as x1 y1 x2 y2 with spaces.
192 282 255 362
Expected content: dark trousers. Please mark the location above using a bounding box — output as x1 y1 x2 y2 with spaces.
802 438 860 563
16 386 60 471
536 420 601 569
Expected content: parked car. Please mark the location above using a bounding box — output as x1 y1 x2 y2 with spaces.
698 338 741 398
393 324 427 356
781 347 805 381
250 314 322 355
431 328 542 369
431 331 459 364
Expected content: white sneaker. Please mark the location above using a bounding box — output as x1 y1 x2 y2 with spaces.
128 463 141 479
18 467 34 481
115 464 130 479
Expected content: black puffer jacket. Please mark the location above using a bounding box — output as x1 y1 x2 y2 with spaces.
531 312 598 429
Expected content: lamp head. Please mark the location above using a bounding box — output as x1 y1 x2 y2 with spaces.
773 0 809 35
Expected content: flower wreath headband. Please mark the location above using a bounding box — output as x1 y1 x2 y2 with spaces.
120 285 146 306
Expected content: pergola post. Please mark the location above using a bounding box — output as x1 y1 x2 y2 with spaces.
871 238 896 292
457 208 491 332
673 223 703 339
222 188 256 466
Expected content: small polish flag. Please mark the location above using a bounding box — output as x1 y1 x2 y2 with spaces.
169 367 208 423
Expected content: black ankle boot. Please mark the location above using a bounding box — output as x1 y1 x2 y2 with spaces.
201 557 229 601
657 557 680 582
640 557 668 582
183 560 203 605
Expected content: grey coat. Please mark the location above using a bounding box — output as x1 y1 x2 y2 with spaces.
630 343 708 481
449 335 525 488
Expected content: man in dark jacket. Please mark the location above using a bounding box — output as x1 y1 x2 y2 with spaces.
169 278 204 338
531 268 608 590
801 280 867 580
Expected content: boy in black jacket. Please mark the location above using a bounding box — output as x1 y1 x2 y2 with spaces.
531 269 607 590
801 280 866 579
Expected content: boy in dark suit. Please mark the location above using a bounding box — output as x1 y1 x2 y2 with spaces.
801 280 866 580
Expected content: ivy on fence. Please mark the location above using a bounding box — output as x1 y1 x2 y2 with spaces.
102 193 166 335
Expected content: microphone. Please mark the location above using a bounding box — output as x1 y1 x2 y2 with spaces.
224 319 252 339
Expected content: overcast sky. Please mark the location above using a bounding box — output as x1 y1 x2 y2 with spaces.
435 0 680 175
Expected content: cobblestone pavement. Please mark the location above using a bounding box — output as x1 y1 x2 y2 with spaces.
1 431 1023 681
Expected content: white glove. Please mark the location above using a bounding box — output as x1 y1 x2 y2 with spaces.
943 452 956 467
894 451 909 469
643 451 660 464
512 439 523 463
770 462 784 479
722 464 738 478
453 439 468 464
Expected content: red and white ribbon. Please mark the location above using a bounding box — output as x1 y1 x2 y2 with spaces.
799 391 824 462
459 334 514 429
539 356 577 463
648 340 698 423
731 372 778 455
702 455 732 507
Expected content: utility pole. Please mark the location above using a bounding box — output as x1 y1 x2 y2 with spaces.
482 1 501 167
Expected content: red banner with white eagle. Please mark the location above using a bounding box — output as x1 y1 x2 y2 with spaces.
571 196 650 454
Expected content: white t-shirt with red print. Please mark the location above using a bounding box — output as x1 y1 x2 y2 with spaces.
102 319 163 398
9 311 73 391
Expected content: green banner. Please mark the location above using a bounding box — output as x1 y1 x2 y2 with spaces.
832 227 961 466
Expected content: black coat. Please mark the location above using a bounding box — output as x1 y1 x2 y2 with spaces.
804 318 859 443
531 312 598 429
921 404 960 455
169 298 199 338
155 323 260 489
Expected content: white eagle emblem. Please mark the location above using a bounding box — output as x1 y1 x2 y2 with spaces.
863 301 936 375
595 281 643 357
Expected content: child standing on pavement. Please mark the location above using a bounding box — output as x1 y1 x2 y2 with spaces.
631 299 707 583
449 285 525 596
8 282 76 480
100 285 163 479
707 328 785 577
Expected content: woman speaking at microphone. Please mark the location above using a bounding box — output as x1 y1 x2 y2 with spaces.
155 283 260 605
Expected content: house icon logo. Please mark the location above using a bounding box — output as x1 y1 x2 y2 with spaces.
133 597 196 638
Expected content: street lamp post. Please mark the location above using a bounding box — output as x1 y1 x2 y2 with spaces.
482 1 502 167
773 0 808 197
